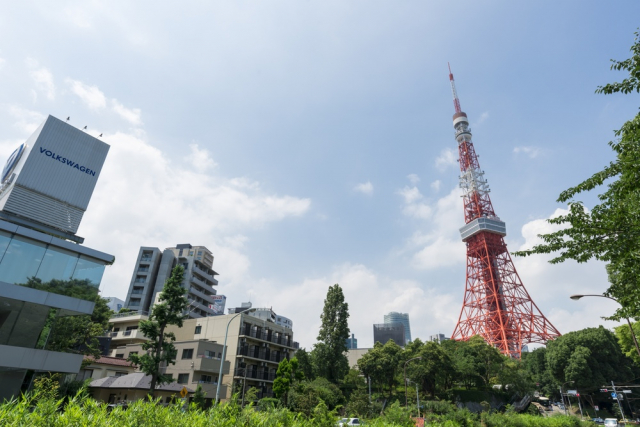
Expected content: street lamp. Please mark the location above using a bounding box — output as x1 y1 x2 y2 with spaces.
560 380 574 416
570 294 640 359
404 357 422 407
215 308 257 404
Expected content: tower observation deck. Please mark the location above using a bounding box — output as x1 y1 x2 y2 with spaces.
447 65 560 358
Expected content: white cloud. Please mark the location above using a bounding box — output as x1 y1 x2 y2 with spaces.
7 106 45 134
353 181 373 195
66 78 107 109
0 57 5 70
185 143 218 173
513 146 541 159
26 59 55 100
79 127 311 299
430 180 441 192
476 111 489 125
397 186 422 204
407 173 420 185
240 262 460 349
112 99 142 126
435 148 457 171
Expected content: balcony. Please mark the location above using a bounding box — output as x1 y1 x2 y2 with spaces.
234 368 276 382
192 265 217 285
190 275 216 293
240 329 295 349
108 329 148 343
189 287 216 306
193 355 227 373
237 346 287 364
186 299 215 317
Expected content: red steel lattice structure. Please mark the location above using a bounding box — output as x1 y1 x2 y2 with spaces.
448 65 560 358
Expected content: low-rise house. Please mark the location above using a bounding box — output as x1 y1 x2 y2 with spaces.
89 373 193 404
77 356 137 381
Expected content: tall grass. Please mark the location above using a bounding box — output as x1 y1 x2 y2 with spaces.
0 390 598 426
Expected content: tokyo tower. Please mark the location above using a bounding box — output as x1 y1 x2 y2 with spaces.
447 65 560 358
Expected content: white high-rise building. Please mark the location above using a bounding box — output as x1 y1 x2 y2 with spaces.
384 312 411 343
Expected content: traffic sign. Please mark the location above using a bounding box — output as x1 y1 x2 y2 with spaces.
600 388 608 393
180 387 188 398
594 405 599 411
623 390 632 394
611 392 617 398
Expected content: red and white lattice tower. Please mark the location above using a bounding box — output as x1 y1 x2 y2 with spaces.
448 65 560 358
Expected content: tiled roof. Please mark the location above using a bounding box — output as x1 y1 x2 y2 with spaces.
84 356 135 367
89 373 194 393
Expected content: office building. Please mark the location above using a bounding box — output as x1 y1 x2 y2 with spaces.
0 115 114 400
123 244 219 318
228 302 293 330
384 312 411 343
373 323 405 346
429 334 450 344
105 297 125 313
346 333 357 350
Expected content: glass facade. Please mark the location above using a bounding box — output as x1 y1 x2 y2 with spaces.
0 230 107 301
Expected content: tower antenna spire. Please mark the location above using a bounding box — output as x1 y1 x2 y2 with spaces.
448 63 462 114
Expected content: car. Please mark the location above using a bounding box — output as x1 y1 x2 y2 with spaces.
592 418 604 425
604 418 618 427
337 418 362 426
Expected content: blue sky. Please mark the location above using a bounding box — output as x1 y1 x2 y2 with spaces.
0 2 638 348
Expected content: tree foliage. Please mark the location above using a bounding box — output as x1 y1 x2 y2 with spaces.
273 357 303 405
313 284 350 383
513 31 640 320
614 321 640 365
128 265 188 396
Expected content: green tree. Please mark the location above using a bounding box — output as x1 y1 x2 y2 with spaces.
614 321 640 364
192 384 206 410
314 284 350 383
407 341 455 398
513 31 640 321
128 265 188 396
295 348 315 381
545 326 635 392
273 357 303 405
357 340 403 396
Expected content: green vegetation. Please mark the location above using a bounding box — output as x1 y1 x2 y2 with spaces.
0 387 599 426
128 265 189 396
513 31 640 322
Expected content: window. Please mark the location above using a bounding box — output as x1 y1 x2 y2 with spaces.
200 374 212 383
134 275 146 283
194 325 202 334
114 371 127 377
115 353 124 359
189 251 194 256
181 348 194 359
129 299 140 306
177 373 189 384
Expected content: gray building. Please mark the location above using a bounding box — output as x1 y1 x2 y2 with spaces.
429 334 450 344
0 115 114 400
384 312 411 344
124 244 219 318
373 323 406 346
228 302 293 330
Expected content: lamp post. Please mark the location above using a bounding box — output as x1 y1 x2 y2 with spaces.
215 308 256 404
560 380 574 416
570 294 640 359
404 357 422 407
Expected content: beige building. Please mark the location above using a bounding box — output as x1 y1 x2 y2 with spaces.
167 313 295 401
347 348 371 369
106 310 295 402
76 356 137 381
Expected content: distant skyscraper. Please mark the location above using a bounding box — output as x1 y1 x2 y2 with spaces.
346 333 358 349
374 323 406 346
384 312 411 343
429 334 450 344
123 244 219 318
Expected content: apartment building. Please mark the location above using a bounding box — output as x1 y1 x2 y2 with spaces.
123 244 219 318
168 313 297 401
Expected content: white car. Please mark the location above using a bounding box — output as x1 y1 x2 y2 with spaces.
603 419 618 427
337 418 362 426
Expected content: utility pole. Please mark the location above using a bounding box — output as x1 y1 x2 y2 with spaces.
612 381 627 423
416 383 420 418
